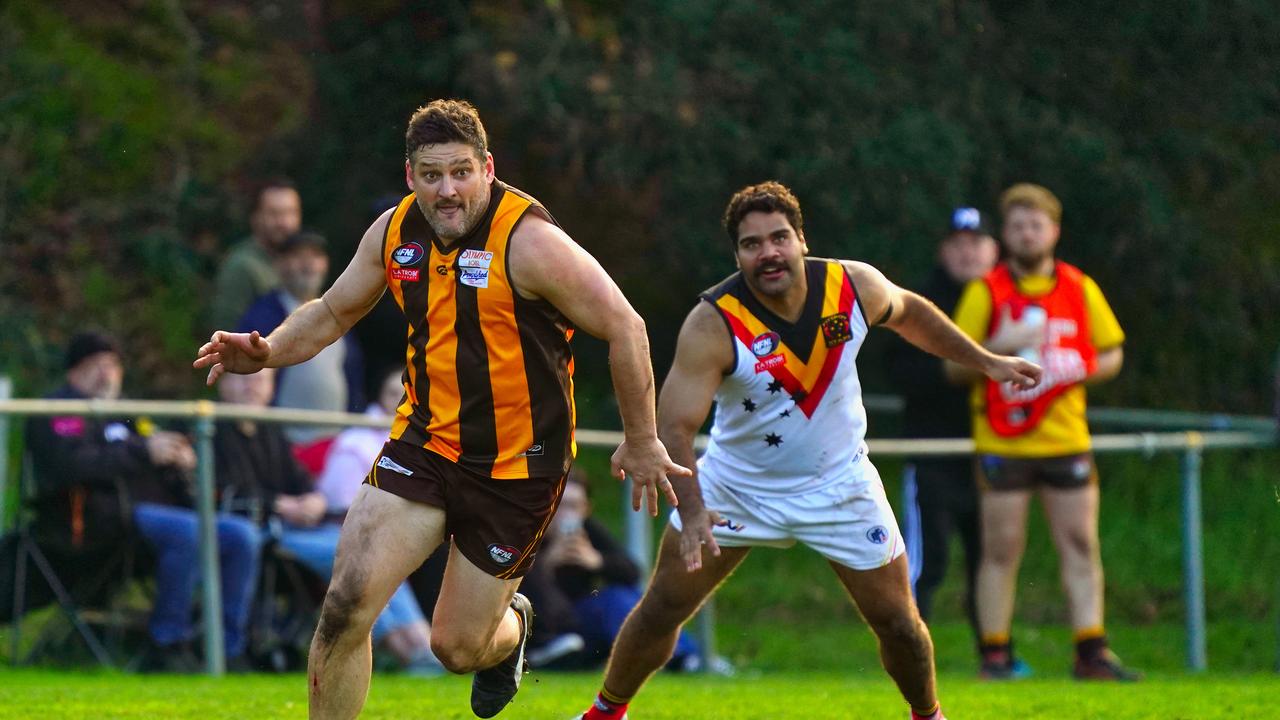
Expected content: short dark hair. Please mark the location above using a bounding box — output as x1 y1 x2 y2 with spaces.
65 330 120 370
250 177 297 214
722 181 804 245
277 230 327 255
405 99 488 163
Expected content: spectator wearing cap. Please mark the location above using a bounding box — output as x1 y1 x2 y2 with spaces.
25 331 262 672
885 208 998 645
236 231 364 467
946 184 1135 681
211 178 303 333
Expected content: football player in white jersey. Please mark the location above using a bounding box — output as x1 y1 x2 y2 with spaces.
574 182 1040 720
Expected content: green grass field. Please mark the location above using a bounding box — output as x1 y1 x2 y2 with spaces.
1 667 1276 719
4 620 1278 718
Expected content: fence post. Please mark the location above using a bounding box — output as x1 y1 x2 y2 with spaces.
0 375 11 535
1181 434 1206 672
193 402 225 676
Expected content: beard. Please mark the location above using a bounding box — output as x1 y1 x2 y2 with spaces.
1008 243 1052 271
424 193 489 242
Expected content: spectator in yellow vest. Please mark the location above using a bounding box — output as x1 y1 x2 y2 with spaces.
946 183 1138 681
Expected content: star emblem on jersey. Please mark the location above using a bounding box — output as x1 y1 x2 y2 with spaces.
764 433 783 447
714 260 858 419
779 409 791 418
741 398 757 412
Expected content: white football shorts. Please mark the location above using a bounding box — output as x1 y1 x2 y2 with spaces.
669 457 904 571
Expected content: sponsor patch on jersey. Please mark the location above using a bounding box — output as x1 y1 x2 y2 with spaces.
519 443 545 457
750 331 781 357
390 267 420 282
376 455 414 476
458 249 495 269
391 241 425 266
459 267 490 288
754 354 785 373
487 543 519 566
866 525 889 544
820 312 853 347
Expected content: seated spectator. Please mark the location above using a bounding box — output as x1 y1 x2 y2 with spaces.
216 369 441 675
236 230 364 471
25 331 261 672
519 469 700 670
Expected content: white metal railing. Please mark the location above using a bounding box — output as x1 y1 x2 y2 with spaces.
0 397 1274 675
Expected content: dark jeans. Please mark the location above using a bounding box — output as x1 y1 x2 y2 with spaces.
133 503 262 657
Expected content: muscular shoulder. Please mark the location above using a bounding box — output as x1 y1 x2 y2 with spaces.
675 300 734 374
838 259 896 325
507 212 585 301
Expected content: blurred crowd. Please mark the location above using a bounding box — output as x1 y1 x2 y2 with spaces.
6 177 697 674
12 178 1247 680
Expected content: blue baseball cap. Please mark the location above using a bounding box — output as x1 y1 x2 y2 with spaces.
947 207 991 236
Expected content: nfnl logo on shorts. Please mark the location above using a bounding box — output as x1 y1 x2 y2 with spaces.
390 267 420 282
866 525 889 544
487 544 519 566
459 249 494 268
750 331 781 358
392 242 425 266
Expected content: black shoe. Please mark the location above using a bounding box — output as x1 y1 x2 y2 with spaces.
470 593 533 718
1073 650 1142 681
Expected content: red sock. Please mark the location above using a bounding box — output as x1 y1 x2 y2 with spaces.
582 690 629 719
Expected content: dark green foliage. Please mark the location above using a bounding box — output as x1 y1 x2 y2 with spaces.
3 0 1279 412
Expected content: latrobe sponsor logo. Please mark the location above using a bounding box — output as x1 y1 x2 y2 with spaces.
390 267 420 282
754 354 785 373
487 543 519 566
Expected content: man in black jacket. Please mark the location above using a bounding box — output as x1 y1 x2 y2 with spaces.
26 331 262 671
886 209 998 642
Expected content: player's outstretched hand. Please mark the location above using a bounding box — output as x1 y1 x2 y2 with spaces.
985 354 1042 389
193 331 271 386
610 437 692 517
678 509 725 572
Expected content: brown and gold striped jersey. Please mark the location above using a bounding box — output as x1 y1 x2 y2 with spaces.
381 181 576 479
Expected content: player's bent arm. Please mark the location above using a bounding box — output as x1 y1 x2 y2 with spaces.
844 261 990 371
844 260 1040 388
263 210 391 368
508 217 658 442
1086 346 1123 385
657 303 733 519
